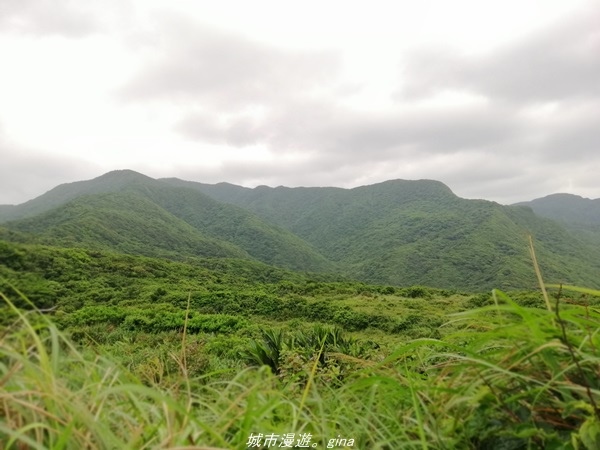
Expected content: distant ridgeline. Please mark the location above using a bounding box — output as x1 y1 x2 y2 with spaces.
515 194 600 228
1 169 600 291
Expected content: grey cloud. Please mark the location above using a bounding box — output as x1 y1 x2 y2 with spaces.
175 97 544 205
118 15 340 109
538 101 600 160
433 152 547 202
327 106 520 155
545 121 600 160
0 135 101 204
177 99 521 160
173 149 540 205
397 145 600 204
118 9 600 205
173 156 392 192
397 8 600 102
571 168 600 196
0 0 106 37
176 111 266 147
119 11 527 177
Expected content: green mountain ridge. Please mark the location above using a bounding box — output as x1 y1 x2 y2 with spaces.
515 193 600 227
2 170 600 291
0 170 155 221
5 191 249 261
161 176 600 290
514 193 600 259
0 172 334 273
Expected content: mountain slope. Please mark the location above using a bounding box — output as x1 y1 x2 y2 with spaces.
0 170 155 222
124 182 334 272
162 177 600 290
5 191 248 260
515 193 600 229
515 193 600 255
1 171 334 272
5 171 600 291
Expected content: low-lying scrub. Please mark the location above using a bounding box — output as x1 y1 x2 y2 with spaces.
2 282 600 449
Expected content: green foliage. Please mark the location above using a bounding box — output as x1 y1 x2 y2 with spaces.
384 289 600 448
1 171 335 273
243 328 286 374
398 285 433 298
165 176 600 290
5 170 600 448
4 170 600 290
516 193 600 228
68 305 127 325
61 305 247 334
4 191 250 260
4 284 600 448
243 325 377 384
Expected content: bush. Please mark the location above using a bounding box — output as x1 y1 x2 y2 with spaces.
399 285 432 299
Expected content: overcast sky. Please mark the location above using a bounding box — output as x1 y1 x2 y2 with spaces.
0 0 598 205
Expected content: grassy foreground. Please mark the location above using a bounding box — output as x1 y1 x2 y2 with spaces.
1 284 600 449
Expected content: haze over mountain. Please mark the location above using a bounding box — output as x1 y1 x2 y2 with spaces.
515 194 600 228
515 193 600 252
2 170 599 291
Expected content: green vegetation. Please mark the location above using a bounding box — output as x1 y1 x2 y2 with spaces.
4 192 249 260
0 171 334 273
168 176 600 290
7 185 333 273
2 171 600 448
516 193 600 228
516 193 600 253
3 170 600 290
2 255 600 448
1 236 600 448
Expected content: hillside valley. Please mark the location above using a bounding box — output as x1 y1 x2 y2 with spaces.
1 170 600 291
3 1 600 447
2 171 600 450
515 193 600 227
162 175 600 289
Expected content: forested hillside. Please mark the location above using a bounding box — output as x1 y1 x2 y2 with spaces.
516 193 600 251
0 171 333 273
2 237 599 449
0 170 158 222
2 170 600 290
162 176 600 290
3 173 600 449
515 193 600 227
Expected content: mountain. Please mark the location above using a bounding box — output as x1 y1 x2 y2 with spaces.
515 193 600 253
515 193 600 227
0 170 156 222
3 171 600 291
162 177 600 290
0 171 334 273
5 191 248 260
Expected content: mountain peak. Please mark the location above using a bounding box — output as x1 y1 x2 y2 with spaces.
535 193 586 201
94 170 155 183
353 178 457 202
515 192 600 226
0 170 159 222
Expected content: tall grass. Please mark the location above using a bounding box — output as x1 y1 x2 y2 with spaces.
380 287 600 448
0 288 227 449
2 279 600 448
0 287 419 449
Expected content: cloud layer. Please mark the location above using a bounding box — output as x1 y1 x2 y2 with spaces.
0 1 598 204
